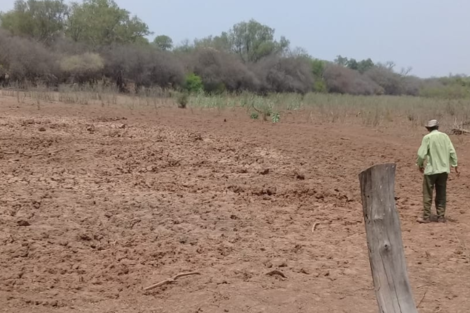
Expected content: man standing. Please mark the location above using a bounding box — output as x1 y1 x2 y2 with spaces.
416 119 459 223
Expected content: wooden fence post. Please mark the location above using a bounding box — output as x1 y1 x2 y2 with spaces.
359 163 418 313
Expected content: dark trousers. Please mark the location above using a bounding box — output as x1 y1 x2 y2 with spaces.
423 173 448 218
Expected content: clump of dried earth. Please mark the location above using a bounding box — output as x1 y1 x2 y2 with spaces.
0 96 469 313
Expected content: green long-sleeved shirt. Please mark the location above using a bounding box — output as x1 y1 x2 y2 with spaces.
417 130 458 175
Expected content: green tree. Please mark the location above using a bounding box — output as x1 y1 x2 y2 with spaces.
311 58 327 92
346 58 359 71
228 19 289 63
184 73 203 93
311 58 326 77
134 36 150 46
357 58 374 73
334 55 348 66
336 56 375 73
66 0 151 45
192 20 289 62
0 0 68 43
153 35 173 51
194 33 231 51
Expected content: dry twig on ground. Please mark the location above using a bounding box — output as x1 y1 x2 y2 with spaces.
417 288 429 308
143 272 201 291
311 222 319 232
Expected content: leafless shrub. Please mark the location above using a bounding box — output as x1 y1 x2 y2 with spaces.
60 53 104 84
188 48 259 93
364 65 403 95
147 51 185 89
254 56 313 94
401 76 423 96
323 63 381 95
0 30 59 86
50 37 91 55
101 45 184 92
0 27 447 98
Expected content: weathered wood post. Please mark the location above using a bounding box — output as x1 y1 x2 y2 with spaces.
359 163 418 313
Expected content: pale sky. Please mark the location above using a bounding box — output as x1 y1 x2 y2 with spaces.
1 0 469 77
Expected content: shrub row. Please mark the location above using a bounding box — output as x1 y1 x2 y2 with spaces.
0 31 314 94
0 30 463 97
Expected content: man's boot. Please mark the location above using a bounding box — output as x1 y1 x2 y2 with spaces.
417 217 431 223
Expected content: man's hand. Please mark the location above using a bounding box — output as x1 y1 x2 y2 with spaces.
419 167 424 173
455 166 460 177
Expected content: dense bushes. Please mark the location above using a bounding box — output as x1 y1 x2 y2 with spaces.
0 30 185 91
187 48 259 94
419 77 470 99
59 53 104 84
100 45 184 92
0 27 466 98
0 30 59 85
323 64 381 95
184 49 313 95
364 66 404 95
0 29 187 91
254 56 313 94
0 2 466 98
401 76 422 96
184 73 203 93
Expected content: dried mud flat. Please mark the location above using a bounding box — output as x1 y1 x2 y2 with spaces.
0 96 470 313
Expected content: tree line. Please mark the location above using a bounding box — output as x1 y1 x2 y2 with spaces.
0 0 468 98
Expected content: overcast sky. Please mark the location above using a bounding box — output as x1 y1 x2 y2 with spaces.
1 0 469 78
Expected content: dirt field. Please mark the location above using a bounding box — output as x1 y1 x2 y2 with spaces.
1 95 469 313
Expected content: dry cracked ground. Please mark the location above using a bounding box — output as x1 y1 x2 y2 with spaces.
1 95 470 313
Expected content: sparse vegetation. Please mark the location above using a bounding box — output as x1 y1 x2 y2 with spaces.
3 83 469 131
177 92 189 108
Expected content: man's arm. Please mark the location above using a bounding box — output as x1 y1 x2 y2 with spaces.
448 137 459 176
449 139 458 167
416 136 429 169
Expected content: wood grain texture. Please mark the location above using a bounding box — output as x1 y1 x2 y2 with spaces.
359 163 418 313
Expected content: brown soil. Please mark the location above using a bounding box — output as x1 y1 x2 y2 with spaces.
1 96 469 313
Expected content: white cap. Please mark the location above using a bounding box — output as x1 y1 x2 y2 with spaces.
425 119 439 128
